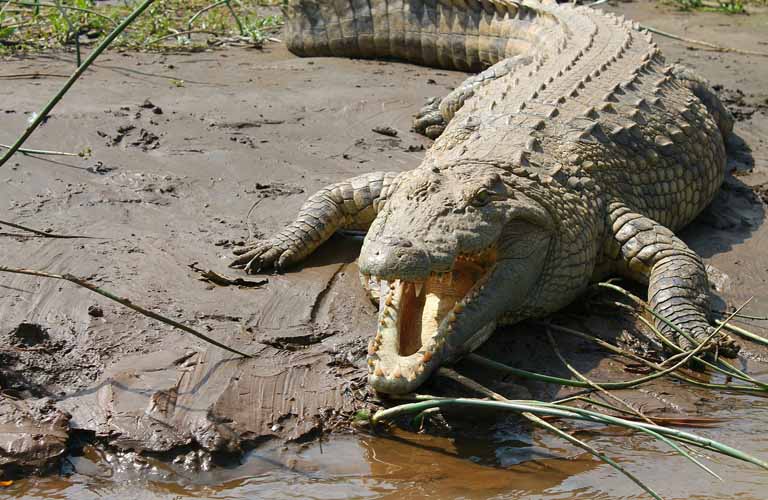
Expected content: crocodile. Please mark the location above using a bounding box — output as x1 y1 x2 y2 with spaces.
230 0 737 394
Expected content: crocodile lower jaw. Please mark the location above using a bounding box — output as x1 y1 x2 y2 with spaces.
366 249 496 394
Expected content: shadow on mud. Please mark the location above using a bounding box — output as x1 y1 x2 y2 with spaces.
684 134 764 259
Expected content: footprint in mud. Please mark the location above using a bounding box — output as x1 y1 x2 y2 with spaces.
97 124 161 151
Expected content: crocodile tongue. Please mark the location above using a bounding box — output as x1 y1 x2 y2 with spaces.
399 268 479 356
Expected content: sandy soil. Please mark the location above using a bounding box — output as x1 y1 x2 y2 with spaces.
1 1 768 498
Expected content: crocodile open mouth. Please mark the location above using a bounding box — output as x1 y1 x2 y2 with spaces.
366 248 497 393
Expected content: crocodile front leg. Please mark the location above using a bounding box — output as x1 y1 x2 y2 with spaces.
413 55 532 139
608 203 738 356
230 171 400 272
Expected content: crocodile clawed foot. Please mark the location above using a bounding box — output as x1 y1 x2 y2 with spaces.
413 96 446 139
711 332 741 358
230 240 294 274
668 326 740 360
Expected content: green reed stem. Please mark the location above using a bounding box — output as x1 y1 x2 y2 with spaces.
0 0 156 168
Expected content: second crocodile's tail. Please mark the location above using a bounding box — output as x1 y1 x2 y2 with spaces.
282 0 561 72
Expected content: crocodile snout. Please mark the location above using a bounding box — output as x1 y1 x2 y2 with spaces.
358 236 431 281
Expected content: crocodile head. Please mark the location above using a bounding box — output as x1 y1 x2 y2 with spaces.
359 164 553 394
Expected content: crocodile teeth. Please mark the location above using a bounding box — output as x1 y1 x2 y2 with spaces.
414 282 424 297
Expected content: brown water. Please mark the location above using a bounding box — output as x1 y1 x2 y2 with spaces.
6 389 768 499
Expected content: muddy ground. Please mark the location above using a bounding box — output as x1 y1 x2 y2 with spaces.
1 1 768 498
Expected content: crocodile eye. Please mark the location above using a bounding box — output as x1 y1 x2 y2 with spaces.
471 189 491 207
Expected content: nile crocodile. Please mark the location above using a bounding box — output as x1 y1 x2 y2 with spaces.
230 0 737 394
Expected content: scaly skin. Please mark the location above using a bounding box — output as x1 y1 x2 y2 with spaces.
230 0 738 394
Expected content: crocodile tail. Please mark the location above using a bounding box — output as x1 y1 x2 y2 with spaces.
282 0 554 72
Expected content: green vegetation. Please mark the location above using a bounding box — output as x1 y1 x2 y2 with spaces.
667 0 749 13
0 0 283 56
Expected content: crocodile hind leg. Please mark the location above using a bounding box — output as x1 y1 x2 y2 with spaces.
414 56 532 139
230 171 400 273
608 203 738 356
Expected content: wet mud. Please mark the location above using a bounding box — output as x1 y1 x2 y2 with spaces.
1 1 768 498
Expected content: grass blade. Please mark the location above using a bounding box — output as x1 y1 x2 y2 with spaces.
0 265 251 358
523 412 664 500
0 0 157 168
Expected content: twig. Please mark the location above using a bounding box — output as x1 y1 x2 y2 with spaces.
715 320 768 348
541 323 765 394
467 351 688 390
0 21 34 29
0 219 97 239
224 0 245 36
597 282 747 355
0 0 157 168
437 368 665 499
469 303 761 393
187 262 267 288
525 412 665 499
442 368 723 483
593 292 760 386
0 73 69 79
0 0 11 17
0 265 252 358
187 0 229 33
0 143 79 157
544 329 723 480
713 310 768 322
441 369 713 492
554 395 726 427
53 0 80 67
372 398 768 471
144 29 220 46
641 25 768 57
582 0 768 56
545 327 656 426
634 314 767 389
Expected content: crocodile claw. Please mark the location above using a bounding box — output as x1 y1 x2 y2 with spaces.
667 326 740 359
711 332 740 358
413 96 446 139
230 240 293 273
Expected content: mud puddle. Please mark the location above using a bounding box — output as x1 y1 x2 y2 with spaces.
1 1 768 498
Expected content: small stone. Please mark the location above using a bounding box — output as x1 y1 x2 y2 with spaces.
87 305 104 318
372 126 398 137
